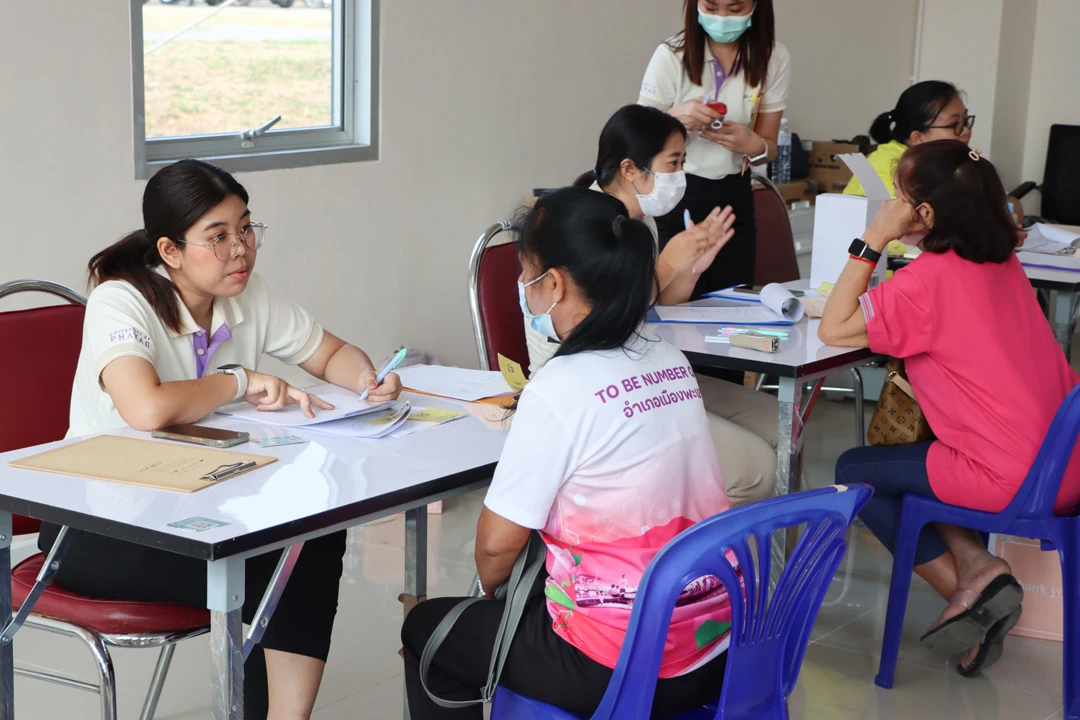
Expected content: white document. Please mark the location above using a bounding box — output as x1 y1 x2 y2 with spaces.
396 365 515 402
1021 224 1080 255
707 283 804 322
1017 251 1080 272
216 383 392 427
838 153 893 228
654 302 792 325
303 401 412 438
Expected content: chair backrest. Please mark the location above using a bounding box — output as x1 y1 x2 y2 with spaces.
999 382 1080 521
468 222 530 375
0 280 87 535
751 177 800 286
587 485 872 720
1042 124 1080 226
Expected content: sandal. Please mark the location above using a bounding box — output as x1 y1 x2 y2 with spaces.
920 574 1024 656
957 605 1022 678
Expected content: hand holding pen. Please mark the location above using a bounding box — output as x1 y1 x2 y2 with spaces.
358 347 408 403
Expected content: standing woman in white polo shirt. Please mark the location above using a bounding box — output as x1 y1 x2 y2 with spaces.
640 0 790 298
44 159 401 720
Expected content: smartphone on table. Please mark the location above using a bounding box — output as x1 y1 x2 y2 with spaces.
152 423 249 448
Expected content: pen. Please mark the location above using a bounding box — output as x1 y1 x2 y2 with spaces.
359 346 408 401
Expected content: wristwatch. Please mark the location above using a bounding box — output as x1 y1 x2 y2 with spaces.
748 138 769 164
848 238 883 263
217 364 248 402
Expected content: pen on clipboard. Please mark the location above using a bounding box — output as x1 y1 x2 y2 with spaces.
359 346 408 401
202 460 256 482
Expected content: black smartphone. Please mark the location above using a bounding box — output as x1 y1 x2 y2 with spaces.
152 423 249 448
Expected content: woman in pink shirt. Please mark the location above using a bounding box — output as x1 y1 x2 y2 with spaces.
819 140 1080 678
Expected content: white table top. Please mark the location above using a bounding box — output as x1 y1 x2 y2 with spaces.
647 281 877 378
0 393 507 560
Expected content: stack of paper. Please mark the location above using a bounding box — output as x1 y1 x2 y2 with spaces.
654 298 794 326
705 283 805 322
1021 224 1080 256
396 365 516 402
305 401 413 438
216 383 391 427
1017 251 1080 272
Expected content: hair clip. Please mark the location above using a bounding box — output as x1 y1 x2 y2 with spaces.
969 148 982 161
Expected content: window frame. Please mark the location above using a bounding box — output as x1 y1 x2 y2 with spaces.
129 0 379 179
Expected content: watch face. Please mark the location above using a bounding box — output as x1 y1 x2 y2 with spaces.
848 238 866 255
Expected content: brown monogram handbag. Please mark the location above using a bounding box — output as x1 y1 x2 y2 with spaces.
867 358 935 446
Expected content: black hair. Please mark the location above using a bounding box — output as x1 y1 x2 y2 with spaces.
514 187 657 359
870 80 961 145
671 0 776 90
896 140 1017 263
88 160 249 333
573 105 687 189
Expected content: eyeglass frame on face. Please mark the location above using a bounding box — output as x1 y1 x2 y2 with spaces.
178 222 268 262
925 114 976 137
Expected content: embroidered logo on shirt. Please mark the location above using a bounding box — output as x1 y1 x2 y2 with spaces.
641 81 658 96
108 327 151 349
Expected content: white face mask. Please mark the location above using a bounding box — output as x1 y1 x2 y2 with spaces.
633 169 687 218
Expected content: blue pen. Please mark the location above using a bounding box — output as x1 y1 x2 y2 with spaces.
360 347 408 401
683 208 692 230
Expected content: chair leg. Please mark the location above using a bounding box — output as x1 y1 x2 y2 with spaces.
139 644 177 720
1059 524 1080 719
874 501 925 689
755 373 767 391
68 625 117 720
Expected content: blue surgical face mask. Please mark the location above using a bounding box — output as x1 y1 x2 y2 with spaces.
518 271 559 341
698 5 755 44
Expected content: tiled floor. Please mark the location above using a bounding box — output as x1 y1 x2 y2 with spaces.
8 398 1067 719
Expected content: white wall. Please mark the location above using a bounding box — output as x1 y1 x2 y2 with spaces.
990 0 1038 191
917 0 1004 155
775 0 919 143
1021 0 1080 214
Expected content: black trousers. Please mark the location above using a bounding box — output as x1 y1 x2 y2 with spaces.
39 523 347 720
401 573 727 719
655 172 757 300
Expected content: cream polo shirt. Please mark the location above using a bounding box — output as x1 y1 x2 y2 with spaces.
68 269 324 437
638 40 791 180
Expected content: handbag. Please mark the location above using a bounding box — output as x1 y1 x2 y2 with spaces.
867 358 935 446
410 533 547 716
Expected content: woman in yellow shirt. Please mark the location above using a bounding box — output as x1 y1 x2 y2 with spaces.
846 80 1023 226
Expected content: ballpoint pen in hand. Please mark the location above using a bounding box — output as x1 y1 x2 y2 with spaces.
359 347 408 402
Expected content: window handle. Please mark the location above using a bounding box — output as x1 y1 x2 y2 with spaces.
240 115 283 144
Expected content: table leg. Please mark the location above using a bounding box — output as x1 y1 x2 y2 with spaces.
207 557 245 720
1052 290 1080 361
243 543 303 662
0 512 11 720
400 507 428 617
772 378 805 588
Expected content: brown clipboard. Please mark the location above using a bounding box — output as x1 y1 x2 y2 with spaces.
8 435 277 493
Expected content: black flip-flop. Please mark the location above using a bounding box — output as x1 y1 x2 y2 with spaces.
920 574 1024 656
957 605 1022 677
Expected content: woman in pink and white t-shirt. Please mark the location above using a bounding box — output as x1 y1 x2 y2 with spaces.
401 187 734 718
819 140 1080 678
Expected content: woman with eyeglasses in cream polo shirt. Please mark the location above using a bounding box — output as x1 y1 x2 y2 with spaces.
49 159 401 720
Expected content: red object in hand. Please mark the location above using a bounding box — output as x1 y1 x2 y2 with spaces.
707 101 728 116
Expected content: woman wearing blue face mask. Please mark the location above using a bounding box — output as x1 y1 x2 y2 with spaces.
640 0 790 299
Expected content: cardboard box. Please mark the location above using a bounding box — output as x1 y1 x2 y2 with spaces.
773 180 816 206
808 141 862 194
991 534 1063 641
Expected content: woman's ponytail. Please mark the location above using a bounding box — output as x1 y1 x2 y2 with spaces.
88 229 182 332
869 111 895 145
572 169 599 189
868 80 961 146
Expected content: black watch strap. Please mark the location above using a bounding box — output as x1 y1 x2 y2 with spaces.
848 238 882 263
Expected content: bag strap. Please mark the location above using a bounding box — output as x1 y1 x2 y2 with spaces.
888 370 917 400
414 533 547 712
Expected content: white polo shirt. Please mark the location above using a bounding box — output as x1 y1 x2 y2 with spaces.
638 39 791 180
69 269 324 437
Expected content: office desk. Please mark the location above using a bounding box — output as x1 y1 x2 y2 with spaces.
648 296 880 585
0 393 506 720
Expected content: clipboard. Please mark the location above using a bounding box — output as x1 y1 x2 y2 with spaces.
9 435 277 493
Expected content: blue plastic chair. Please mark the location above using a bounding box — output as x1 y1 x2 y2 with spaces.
875 383 1080 719
490 484 873 720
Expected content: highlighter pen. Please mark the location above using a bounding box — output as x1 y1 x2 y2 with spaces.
360 347 408 402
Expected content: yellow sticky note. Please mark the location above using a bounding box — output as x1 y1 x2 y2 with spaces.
368 412 398 426
815 281 835 298
408 408 467 424
497 354 528 392
886 240 908 256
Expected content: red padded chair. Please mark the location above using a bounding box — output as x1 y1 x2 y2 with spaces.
468 221 530 376
0 280 210 720
749 179 867 446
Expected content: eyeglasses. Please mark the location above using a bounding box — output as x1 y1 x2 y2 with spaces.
181 223 267 262
926 115 976 137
